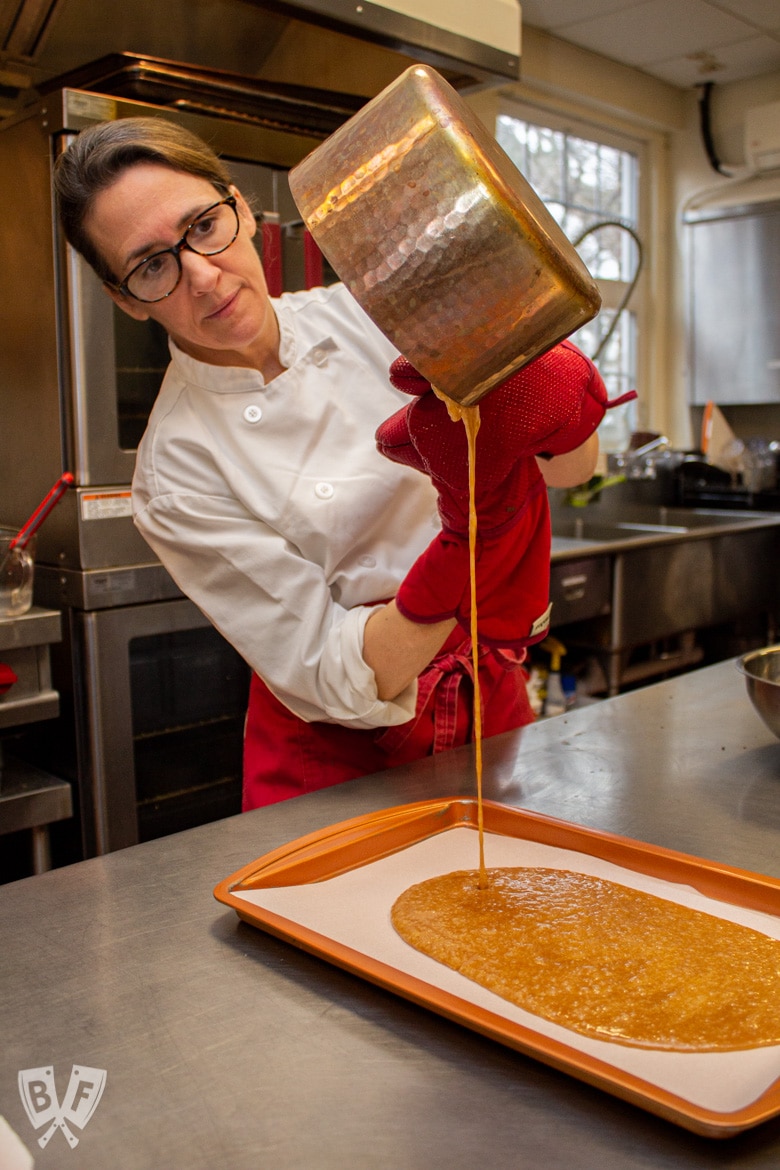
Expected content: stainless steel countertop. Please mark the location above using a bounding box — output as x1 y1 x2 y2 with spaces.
2 659 780 1167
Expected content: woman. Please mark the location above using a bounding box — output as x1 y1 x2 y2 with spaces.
54 116 609 809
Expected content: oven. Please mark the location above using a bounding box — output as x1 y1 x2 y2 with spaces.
25 596 250 857
0 56 354 858
0 58 348 572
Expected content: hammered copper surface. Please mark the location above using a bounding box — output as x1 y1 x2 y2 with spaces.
289 65 601 406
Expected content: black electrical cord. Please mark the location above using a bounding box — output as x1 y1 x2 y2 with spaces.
697 82 731 176
572 219 644 363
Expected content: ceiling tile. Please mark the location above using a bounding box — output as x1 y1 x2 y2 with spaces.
519 0 780 85
705 0 780 34
557 0 758 66
646 33 780 86
519 0 643 30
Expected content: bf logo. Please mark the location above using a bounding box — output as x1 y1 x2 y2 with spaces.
18 1065 107 1149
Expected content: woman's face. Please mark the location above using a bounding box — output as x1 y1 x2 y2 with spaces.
86 162 282 378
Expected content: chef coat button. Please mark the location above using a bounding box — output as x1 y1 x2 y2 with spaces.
243 404 263 423
358 554 376 568
311 347 328 367
315 482 334 499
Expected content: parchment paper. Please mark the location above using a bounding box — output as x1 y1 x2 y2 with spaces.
233 827 780 1112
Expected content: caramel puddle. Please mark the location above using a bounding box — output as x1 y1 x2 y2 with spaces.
391 867 780 1051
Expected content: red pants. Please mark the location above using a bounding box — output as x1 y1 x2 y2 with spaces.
242 629 534 809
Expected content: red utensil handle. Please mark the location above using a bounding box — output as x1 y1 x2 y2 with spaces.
11 472 75 548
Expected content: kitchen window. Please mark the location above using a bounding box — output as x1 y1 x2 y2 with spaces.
496 104 644 452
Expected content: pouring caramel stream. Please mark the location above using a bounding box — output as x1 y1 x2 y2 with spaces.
433 391 486 888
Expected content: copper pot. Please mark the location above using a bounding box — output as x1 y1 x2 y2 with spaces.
289 65 601 406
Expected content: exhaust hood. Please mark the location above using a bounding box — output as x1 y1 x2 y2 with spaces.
246 0 521 78
0 0 520 120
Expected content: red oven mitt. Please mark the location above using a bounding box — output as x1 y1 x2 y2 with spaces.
377 341 635 648
389 339 634 466
376 366 544 649
389 484 552 651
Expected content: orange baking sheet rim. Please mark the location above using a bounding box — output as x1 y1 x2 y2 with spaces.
214 798 780 1138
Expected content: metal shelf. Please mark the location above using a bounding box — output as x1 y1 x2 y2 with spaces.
0 605 68 874
0 756 73 873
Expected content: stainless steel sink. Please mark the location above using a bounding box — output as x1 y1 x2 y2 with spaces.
609 506 773 530
551 519 648 542
548 501 780 696
551 506 776 544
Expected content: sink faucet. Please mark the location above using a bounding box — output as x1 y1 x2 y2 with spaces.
609 436 671 481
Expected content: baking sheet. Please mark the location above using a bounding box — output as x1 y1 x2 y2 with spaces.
214 799 780 1136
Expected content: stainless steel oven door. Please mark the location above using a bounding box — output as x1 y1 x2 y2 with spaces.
71 598 249 856
57 146 305 488
62 243 171 486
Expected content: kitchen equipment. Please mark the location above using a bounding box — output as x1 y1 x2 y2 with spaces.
0 534 36 619
674 457 780 510
289 65 601 406
737 646 780 740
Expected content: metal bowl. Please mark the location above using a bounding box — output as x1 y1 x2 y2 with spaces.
737 646 780 739
289 64 601 406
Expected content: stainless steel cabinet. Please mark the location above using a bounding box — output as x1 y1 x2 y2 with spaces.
686 199 780 405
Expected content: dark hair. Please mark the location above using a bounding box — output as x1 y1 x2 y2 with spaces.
53 116 233 283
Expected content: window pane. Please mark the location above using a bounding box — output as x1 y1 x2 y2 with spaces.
572 310 639 448
566 136 600 212
496 111 640 452
578 223 625 281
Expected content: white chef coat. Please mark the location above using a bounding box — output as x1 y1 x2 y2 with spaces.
132 282 441 729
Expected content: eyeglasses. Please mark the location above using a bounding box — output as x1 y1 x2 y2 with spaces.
110 195 240 303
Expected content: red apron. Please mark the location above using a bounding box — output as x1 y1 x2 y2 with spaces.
242 627 534 810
